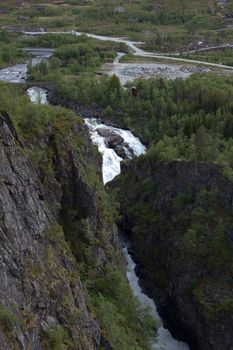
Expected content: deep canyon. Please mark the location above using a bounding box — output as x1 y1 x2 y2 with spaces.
0 27 232 350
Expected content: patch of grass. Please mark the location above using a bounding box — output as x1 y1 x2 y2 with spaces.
0 304 20 332
46 325 67 350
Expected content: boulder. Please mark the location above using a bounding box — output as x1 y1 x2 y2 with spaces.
97 127 115 137
105 134 124 148
115 145 127 159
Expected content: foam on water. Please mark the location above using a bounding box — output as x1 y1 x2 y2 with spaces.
84 117 146 184
124 247 189 350
25 83 190 350
84 117 189 350
26 86 48 105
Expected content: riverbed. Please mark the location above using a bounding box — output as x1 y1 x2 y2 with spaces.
0 48 53 83
1 29 229 86
0 39 190 349
25 85 190 350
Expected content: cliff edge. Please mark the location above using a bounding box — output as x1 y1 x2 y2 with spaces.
113 158 233 350
0 111 100 349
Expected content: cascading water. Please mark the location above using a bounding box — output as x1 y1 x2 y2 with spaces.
124 248 189 350
25 86 189 350
84 118 146 184
84 118 189 350
26 87 48 105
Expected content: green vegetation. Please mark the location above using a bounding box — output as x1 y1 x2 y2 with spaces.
42 72 233 173
46 325 67 350
0 81 155 350
181 48 233 66
20 37 233 171
114 154 233 320
23 33 127 81
0 0 230 52
0 31 25 68
88 268 155 350
0 0 232 346
0 304 20 332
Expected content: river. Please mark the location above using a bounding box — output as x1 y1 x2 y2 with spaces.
23 30 233 72
0 48 53 83
0 35 190 348
82 112 189 350
0 30 229 86
25 86 189 350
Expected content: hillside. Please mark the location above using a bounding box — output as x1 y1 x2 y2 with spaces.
113 157 233 350
0 83 155 349
0 1 232 349
0 0 231 52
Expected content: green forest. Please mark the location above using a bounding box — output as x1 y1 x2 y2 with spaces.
0 1 232 349
21 32 233 176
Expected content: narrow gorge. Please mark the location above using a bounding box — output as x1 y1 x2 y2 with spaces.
0 22 232 350
27 85 190 350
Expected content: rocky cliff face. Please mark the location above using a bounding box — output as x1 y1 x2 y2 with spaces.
25 108 121 272
0 111 100 349
113 158 233 350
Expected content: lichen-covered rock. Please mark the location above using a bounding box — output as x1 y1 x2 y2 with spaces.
0 111 100 349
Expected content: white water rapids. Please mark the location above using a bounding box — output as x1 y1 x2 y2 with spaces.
84 118 146 184
124 248 189 350
26 86 189 350
84 116 189 350
26 87 48 104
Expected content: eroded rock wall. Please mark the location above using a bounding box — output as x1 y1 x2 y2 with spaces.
113 158 233 350
0 111 100 349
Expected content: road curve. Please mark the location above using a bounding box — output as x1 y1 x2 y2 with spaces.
180 44 233 54
23 30 233 71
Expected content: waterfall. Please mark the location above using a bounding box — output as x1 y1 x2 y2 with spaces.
26 88 189 350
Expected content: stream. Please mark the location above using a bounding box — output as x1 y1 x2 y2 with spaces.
83 112 189 350
0 48 53 83
25 86 189 350
0 30 228 86
0 38 190 348
23 30 233 71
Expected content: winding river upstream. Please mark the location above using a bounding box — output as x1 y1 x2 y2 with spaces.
23 30 233 71
1 29 232 84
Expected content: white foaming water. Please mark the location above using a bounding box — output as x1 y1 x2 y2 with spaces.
24 83 189 350
84 117 189 350
124 247 189 350
84 117 146 184
26 87 48 105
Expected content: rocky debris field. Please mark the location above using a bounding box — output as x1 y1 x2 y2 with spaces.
120 64 212 79
104 62 214 84
179 65 212 73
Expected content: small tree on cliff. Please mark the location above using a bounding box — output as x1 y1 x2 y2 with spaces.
194 126 217 161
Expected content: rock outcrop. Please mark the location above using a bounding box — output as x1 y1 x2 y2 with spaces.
113 158 233 350
97 128 131 159
0 111 100 349
0 99 151 349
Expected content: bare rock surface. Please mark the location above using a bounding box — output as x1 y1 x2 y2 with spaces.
0 112 100 349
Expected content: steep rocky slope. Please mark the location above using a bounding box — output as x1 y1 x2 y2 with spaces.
25 106 121 272
0 81 155 349
113 157 233 350
0 111 100 349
